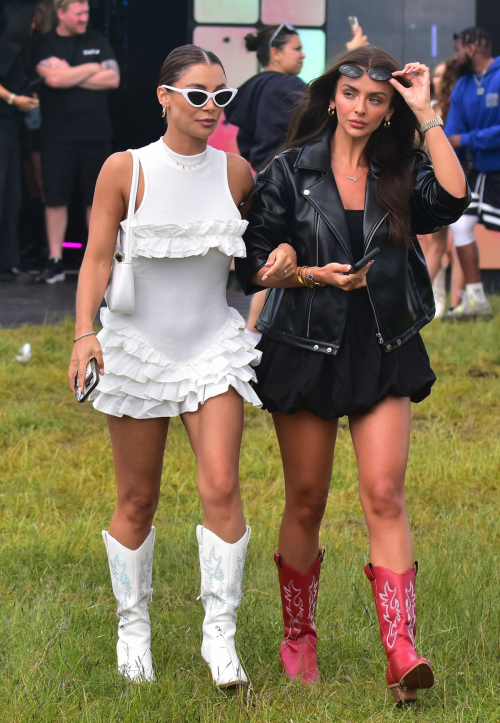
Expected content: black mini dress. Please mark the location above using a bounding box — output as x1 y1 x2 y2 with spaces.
254 210 436 420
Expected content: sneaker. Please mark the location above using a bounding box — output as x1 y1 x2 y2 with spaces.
0 267 37 284
443 292 493 321
41 258 66 284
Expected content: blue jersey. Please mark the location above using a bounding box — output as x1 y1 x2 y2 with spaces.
445 56 500 173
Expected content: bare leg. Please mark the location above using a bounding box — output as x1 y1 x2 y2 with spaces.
349 396 413 573
107 415 169 549
455 241 481 284
45 206 67 259
182 387 245 543
450 242 465 307
273 410 337 573
246 290 267 334
418 229 448 281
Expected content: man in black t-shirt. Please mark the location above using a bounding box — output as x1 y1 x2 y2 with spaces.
33 0 119 282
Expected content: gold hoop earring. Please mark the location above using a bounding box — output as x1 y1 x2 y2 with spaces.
327 105 336 117
384 119 391 128
161 105 167 119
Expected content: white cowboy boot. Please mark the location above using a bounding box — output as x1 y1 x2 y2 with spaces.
102 527 156 682
197 525 250 687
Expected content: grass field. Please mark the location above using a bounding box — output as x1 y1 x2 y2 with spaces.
1 306 500 723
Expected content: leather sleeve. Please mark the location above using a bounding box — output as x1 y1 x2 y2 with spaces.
410 151 472 235
235 156 293 295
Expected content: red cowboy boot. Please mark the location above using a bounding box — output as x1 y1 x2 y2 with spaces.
275 549 324 683
364 562 434 705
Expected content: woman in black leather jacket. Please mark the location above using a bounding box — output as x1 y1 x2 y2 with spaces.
236 47 470 702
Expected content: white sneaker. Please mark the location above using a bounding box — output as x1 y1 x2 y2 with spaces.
443 291 493 321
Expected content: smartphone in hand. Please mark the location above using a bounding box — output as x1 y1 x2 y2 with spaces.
344 247 380 275
348 16 359 36
75 357 99 402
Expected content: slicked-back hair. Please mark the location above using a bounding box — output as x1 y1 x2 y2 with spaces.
158 44 225 87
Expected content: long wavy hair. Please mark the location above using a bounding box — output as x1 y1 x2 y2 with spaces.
283 47 425 247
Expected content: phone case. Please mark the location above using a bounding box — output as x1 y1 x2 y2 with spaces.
76 358 99 403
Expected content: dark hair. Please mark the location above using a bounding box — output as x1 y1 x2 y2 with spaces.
283 46 424 248
34 0 56 35
158 44 225 86
0 0 37 50
454 27 491 54
437 58 459 125
244 25 298 67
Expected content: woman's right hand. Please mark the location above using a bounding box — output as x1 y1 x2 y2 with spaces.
13 95 40 113
316 260 374 290
68 335 104 396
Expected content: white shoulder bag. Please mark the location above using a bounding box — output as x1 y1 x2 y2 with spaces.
104 149 139 314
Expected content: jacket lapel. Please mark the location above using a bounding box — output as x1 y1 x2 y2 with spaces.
363 166 387 251
305 172 353 263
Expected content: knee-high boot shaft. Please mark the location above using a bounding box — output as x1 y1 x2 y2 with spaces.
102 527 155 682
275 549 324 683
197 525 250 687
364 562 434 704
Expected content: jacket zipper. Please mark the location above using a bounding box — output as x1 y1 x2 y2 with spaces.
364 212 388 345
306 213 321 338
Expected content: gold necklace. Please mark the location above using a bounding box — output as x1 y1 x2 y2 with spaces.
162 142 207 170
332 158 369 182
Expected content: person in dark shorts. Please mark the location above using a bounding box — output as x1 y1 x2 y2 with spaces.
444 27 499 320
33 0 119 283
0 0 40 282
236 47 470 701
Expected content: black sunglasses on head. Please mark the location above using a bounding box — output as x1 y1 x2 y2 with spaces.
339 64 411 87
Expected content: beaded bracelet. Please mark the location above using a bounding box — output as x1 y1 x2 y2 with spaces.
73 331 96 343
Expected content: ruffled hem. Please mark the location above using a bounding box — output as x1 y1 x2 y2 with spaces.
120 218 248 259
93 307 262 419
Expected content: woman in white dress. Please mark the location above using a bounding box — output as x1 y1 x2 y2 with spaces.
67 44 295 686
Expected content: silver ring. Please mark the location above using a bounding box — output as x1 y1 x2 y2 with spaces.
283 268 288 275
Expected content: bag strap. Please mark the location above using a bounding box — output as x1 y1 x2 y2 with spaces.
123 149 140 263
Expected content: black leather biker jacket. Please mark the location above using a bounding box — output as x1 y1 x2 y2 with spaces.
235 131 471 355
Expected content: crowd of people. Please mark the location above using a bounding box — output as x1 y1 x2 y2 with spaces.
1 0 499 706
0 0 118 283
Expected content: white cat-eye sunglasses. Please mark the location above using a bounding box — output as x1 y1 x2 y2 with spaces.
161 85 238 108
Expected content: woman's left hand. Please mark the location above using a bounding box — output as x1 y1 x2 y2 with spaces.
262 243 297 280
390 63 432 115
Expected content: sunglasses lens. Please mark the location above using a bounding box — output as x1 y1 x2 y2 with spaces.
339 64 362 78
214 90 233 107
369 68 392 81
187 91 209 106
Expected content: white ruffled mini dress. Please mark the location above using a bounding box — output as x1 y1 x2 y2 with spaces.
93 139 261 419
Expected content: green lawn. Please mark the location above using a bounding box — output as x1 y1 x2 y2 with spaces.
1 307 500 723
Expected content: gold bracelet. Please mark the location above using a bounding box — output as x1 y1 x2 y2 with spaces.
301 266 315 288
307 266 326 287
